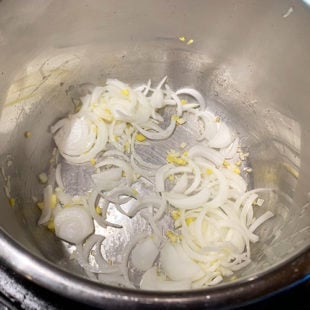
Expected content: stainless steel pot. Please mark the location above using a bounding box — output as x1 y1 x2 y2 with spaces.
0 0 309 308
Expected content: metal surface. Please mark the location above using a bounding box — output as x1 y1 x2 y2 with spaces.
0 0 309 308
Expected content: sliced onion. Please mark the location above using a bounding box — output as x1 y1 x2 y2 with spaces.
188 144 224 167
54 206 94 244
44 77 275 290
140 267 191 291
176 87 206 110
249 211 274 233
164 186 210 210
160 242 204 281
131 237 159 271
38 185 53 225
208 122 233 149
134 118 176 140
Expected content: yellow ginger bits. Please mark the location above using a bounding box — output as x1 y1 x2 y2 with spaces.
132 189 139 196
206 168 213 175
171 210 181 220
114 135 119 142
180 142 187 149
121 89 129 96
36 201 44 210
24 131 32 138
124 142 130 153
89 158 97 166
179 36 186 42
223 160 230 167
166 149 188 166
47 220 55 231
165 230 180 243
102 109 113 122
51 194 57 208
239 152 250 161
135 133 146 142
95 206 102 215
233 167 241 175
185 217 196 226
168 174 175 181
172 115 186 125
215 116 221 123
180 99 187 105
38 172 48 184
9 197 15 207
187 39 194 45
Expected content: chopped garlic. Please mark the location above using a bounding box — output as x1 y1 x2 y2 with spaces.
9 197 15 207
47 220 55 231
223 160 230 167
206 168 213 175
36 202 44 210
89 158 97 165
172 115 186 125
239 152 249 161
215 116 221 123
185 217 195 225
171 210 181 220
135 133 146 142
51 194 57 208
168 174 175 181
180 142 187 149
121 89 129 96
166 154 187 166
256 198 264 207
24 131 32 138
233 167 241 175
132 189 139 196
95 206 102 215
165 230 180 243
38 172 48 184
124 142 130 153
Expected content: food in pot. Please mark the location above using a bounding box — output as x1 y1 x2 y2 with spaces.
37 77 274 290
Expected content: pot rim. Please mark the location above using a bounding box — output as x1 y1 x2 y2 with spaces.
0 229 309 309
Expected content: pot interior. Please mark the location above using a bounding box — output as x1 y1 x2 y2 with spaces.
0 0 309 300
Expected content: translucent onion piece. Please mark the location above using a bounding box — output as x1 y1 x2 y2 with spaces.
38 185 53 225
54 116 108 164
164 186 210 210
131 237 159 271
249 211 274 233
55 163 64 189
140 267 191 291
95 158 134 185
91 167 122 191
188 144 224 167
176 88 206 110
160 242 204 281
134 118 176 140
54 206 94 244
208 122 233 149
195 111 218 141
